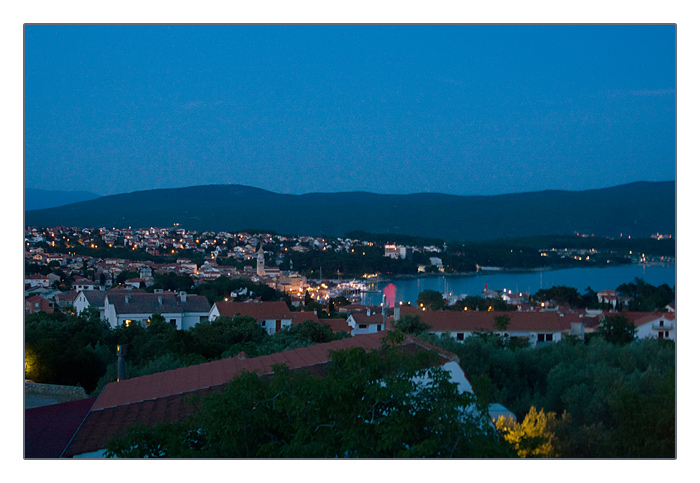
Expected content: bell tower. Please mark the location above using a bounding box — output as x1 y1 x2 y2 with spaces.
256 245 265 276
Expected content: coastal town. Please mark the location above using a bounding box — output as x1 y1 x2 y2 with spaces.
25 224 676 340
24 223 676 458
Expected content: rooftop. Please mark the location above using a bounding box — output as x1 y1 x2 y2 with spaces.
63 332 455 457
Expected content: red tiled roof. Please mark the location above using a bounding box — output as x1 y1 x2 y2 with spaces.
625 311 676 328
350 312 385 324
213 300 291 321
291 311 320 324
64 332 453 457
417 310 577 333
107 292 210 315
25 398 96 458
321 318 352 334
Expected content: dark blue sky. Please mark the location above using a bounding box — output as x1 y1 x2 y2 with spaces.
24 24 676 196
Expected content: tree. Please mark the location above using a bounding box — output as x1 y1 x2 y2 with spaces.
533 286 585 308
150 272 194 292
115 270 139 286
187 315 269 360
105 334 511 458
494 315 511 332
393 314 429 335
597 314 636 345
417 289 447 311
495 407 563 457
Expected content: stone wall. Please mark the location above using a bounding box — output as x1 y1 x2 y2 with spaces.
25 381 87 409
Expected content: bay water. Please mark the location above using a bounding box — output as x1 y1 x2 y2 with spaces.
360 264 676 307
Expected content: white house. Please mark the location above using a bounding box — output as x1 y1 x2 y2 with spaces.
597 290 618 308
25 274 50 288
346 307 386 336
72 278 98 292
417 310 582 348
73 290 107 319
103 291 211 330
631 312 676 341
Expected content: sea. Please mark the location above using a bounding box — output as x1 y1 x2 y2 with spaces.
360 263 677 307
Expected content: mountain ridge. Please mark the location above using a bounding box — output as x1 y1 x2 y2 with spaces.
25 188 102 211
24 181 675 242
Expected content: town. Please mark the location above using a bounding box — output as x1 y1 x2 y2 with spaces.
24 224 674 309
24 224 676 458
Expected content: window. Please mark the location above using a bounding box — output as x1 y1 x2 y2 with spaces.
261 320 266 326
546 333 553 341
376 325 382 331
359 324 367 329
456 333 464 341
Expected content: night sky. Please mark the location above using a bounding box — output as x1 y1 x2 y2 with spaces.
24 24 676 197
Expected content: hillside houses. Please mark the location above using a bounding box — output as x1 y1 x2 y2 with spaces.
209 300 294 335
417 310 585 347
104 291 210 330
25 294 55 315
73 290 108 319
604 311 676 341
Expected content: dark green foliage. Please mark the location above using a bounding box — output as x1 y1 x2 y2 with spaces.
105 338 512 458
25 309 112 393
186 316 268 360
115 270 139 285
494 315 511 331
424 333 675 458
416 289 447 311
393 314 430 335
596 314 636 345
193 277 286 305
533 285 585 308
27 304 351 395
451 295 516 312
148 272 194 292
616 278 675 311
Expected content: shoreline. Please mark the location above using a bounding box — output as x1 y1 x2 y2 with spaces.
373 262 675 283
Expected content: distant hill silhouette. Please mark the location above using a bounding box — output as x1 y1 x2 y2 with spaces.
24 182 675 242
25 188 102 211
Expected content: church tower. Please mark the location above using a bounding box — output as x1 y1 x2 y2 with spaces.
256 245 265 277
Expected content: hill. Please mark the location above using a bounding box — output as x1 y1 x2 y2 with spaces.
24 182 675 242
25 188 102 211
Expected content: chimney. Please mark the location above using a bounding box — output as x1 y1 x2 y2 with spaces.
158 296 163 305
180 291 187 303
125 295 130 303
367 307 371 317
394 305 401 322
117 345 127 382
